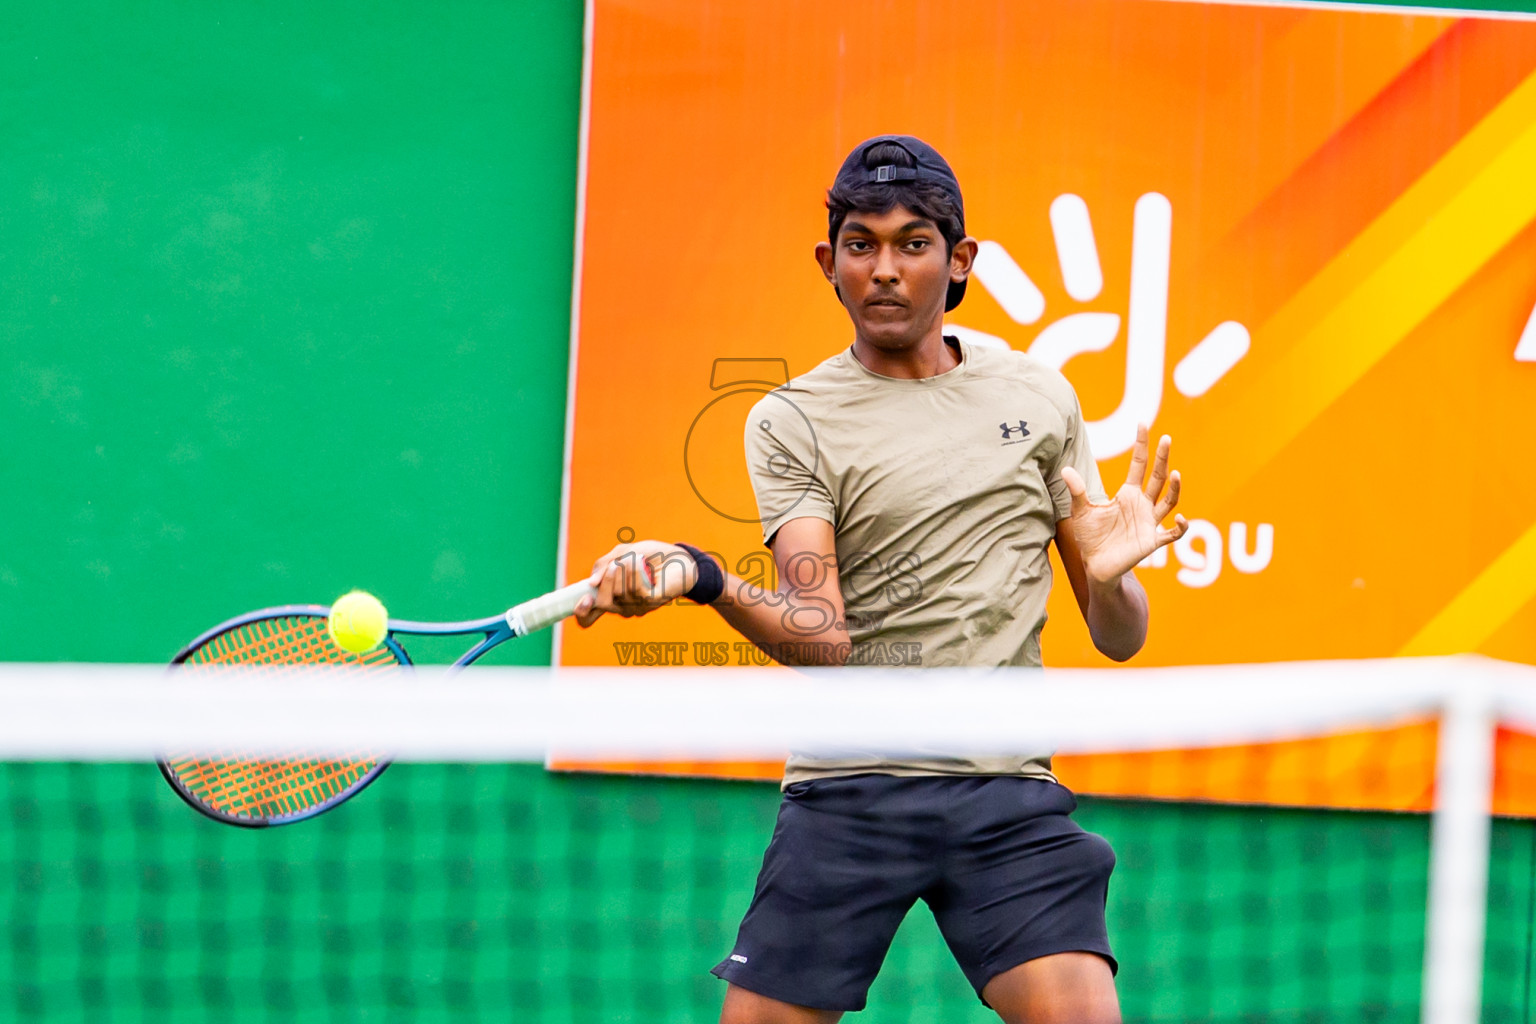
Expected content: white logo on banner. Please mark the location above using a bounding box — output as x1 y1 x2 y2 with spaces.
948 193 1249 459
1137 518 1273 588
1516 302 1536 362
949 194 1270 588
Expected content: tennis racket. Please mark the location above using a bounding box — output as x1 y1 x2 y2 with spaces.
158 580 596 828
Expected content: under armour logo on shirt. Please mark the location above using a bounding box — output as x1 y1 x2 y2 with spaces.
1000 420 1030 441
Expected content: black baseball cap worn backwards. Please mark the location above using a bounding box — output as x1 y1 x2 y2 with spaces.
831 134 968 312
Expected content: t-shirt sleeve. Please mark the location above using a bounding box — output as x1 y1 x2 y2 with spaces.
742 392 836 545
1047 387 1107 521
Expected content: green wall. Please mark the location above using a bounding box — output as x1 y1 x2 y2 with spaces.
2 1 580 666
6 1 1536 1022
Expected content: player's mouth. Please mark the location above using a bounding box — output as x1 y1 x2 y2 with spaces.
864 296 908 311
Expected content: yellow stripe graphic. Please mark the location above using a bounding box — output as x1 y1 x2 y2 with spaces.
1399 521 1536 656
1199 14 1453 241
1204 69 1536 505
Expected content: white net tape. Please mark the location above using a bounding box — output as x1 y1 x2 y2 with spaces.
0 656 1515 759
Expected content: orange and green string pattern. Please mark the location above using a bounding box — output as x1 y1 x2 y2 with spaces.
164 615 401 822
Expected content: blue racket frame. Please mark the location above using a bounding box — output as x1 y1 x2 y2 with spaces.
159 603 524 828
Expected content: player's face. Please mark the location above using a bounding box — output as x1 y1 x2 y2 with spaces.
819 205 953 351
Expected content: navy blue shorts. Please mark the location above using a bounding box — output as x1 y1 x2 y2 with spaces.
711 774 1116 1012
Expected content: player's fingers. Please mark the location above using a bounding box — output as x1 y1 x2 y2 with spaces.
1144 435 1172 501
1157 514 1190 547
580 550 624 619
613 548 638 592
587 559 623 615
1123 423 1150 489
1060 466 1091 517
1152 470 1181 520
614 552 663 615
605 559 642 615
611 551 634 599
587 549 620 585
573 592 605 629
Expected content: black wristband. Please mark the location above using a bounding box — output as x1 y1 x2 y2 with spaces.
675 542 725 605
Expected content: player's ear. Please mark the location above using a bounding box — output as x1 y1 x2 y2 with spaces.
950 236 979 284
814 240 837 284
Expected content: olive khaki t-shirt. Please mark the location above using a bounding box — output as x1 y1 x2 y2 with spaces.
743 336 1106 786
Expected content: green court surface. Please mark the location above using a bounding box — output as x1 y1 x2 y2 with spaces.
2 763 1531 1022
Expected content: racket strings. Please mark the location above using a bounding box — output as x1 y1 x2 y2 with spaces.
165 615 401 822
167 754 378 819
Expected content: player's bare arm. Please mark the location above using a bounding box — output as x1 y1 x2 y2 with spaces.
1054 423 1187 662
573 518 850 667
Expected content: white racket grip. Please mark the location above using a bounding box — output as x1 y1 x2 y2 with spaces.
505 581 597 637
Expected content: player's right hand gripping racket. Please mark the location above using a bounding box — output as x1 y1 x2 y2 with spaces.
157 581 596 828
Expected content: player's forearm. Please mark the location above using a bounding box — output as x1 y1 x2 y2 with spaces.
709 574 851 667
1084 573 1149 662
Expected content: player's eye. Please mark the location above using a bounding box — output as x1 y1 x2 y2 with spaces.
905 238 930 251
845 239 872 252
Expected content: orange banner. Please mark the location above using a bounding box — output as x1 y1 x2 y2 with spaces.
560 0 1536 813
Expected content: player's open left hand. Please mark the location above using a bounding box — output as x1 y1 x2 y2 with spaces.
1061 424 1187 586
573 540 700 627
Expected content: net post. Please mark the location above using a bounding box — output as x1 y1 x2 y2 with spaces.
1421 672 1495 1024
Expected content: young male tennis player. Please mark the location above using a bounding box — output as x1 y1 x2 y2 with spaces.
574 135 1187 1024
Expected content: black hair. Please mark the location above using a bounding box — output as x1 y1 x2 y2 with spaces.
825 142 965 254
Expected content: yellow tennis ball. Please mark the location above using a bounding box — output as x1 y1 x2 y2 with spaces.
328 590 389 654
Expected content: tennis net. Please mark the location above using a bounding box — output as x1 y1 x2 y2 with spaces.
0 657 1532 1023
